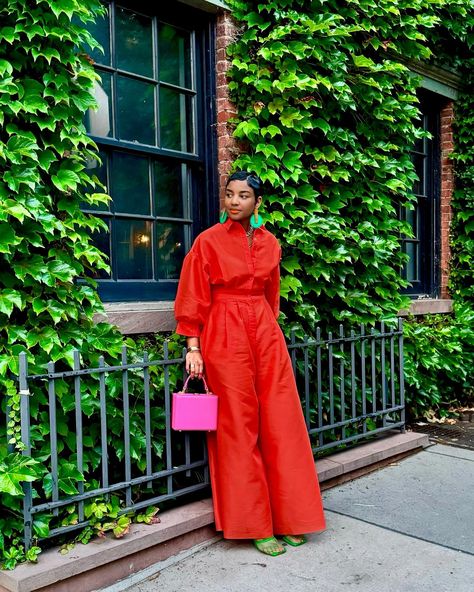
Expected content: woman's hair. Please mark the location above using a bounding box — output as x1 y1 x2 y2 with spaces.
226 171 263 198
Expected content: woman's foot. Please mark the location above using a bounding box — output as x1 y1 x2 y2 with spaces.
281 534 307 547
253 536 286 556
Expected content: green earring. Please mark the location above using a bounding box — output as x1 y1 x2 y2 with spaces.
250 208 263 229
219 210 228 223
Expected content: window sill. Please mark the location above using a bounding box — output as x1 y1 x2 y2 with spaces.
177 0 229 12
398 298 453 317
97 297 454 335
94 302 177 334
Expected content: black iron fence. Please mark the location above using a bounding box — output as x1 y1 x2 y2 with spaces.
288 319 405 452
8 319 404 549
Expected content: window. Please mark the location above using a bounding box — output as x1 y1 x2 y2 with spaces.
83 0 216 301
400 91 441 297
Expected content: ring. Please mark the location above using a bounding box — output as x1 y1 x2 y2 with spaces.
190 364 195 367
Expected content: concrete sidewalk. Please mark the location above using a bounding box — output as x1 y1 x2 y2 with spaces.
106 442 474 592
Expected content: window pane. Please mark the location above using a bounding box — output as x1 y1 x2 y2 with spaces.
87 6 111 66
156 223 185 279
116 220 153 279
404 242 418 282
84 150 109 212
115 6 153 77
86 72 113 138
111 153 150 215
159 88 193 152
158 23 192 88
414 113 428 153
117 76 155 145
412 153 425 196
89 222 111 279
154 161 183 217
413 135 425 154
405 205 418 238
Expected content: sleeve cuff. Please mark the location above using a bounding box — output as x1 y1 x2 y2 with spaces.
175 320 202 337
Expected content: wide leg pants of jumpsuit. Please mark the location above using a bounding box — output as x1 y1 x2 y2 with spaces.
201 288 326 539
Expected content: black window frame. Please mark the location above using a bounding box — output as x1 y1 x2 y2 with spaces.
83 0 218 302
400 90 442 298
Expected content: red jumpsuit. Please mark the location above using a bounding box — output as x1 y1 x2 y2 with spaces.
174 218 326 539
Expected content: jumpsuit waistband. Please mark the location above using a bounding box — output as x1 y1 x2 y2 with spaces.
211 287 265 301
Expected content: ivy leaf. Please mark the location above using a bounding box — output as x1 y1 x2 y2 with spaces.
52 169 80 192
6 135 37 155
38 149 57 171
0 59 13 76
30 47 62 64
33 516 51 539
4 200 32 222
281 256 302 273
0 290 23 317
280 275 303 298
246 11 269 28
0 454 41 496
262 125 282 138
313 118 331 135
279 109 302 128
24 24 45 42
57 463 85 496
282 151 301 170
0 224 19 253
48 260 77 283
385 178 405 191
352 54 376 68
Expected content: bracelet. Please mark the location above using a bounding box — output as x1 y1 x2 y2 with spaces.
187 346 201 353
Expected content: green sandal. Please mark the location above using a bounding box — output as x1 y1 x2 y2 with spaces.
281 534 307 547
253 536 287 556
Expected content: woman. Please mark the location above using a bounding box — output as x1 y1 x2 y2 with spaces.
174 171 326 556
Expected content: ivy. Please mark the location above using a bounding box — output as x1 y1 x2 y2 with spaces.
226 0 474 414
0 0 171 570
226 0 434 329
450 82 474 303
403 302 474 418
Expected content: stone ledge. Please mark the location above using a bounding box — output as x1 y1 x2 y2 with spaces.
0 430 429 592
94 302 176 334
0 502 214 592
316 430 430 479
398 298 453 316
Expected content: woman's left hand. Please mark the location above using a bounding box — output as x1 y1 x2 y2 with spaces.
186 351 204 379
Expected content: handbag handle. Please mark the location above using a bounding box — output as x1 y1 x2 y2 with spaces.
181 374 210 394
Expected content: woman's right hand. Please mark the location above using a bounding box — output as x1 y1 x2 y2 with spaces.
186 351 204 379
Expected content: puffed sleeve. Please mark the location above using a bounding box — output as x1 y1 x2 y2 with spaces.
264 247 281 320
174 246 211 337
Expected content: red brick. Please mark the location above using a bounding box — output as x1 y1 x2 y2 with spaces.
439 100 455 299
216 72 229 87
217 110 232 123
217 60 231 73
217 97 236 112
216 48 228 62
215 11 242 197
219 135 236 148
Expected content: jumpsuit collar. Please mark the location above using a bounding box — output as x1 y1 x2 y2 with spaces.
223 217 265 233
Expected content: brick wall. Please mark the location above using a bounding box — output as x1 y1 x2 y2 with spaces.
215 10 240 207
439 101 455 299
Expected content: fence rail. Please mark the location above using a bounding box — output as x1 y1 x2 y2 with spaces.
8 318 404 549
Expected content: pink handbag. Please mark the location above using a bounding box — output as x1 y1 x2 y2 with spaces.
171 375 218 431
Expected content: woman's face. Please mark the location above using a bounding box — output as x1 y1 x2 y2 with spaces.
224 179 262 223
